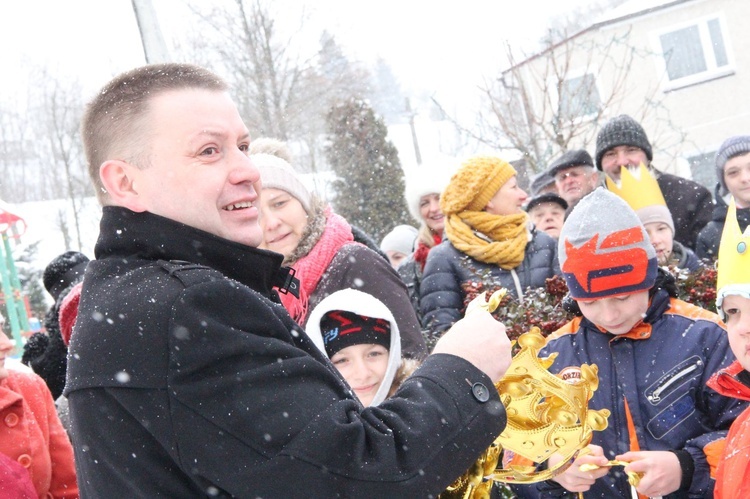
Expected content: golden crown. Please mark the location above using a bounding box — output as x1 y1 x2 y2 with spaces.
442 291 610 498
605 163 666 212
717 199 750 293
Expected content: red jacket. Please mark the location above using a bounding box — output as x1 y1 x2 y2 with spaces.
0 370 78 498
707 361 750 499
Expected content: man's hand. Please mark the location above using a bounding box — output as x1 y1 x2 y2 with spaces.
432 310 512 382
548 444 610 493
618 450 682 498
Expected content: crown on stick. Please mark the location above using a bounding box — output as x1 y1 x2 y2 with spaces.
442 291 610 498
605 163 666 212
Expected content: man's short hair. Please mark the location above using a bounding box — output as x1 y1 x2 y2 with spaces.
81 63 229 204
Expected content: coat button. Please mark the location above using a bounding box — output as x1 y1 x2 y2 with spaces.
4 413 18 427
472 382 490 403
17 454 32 468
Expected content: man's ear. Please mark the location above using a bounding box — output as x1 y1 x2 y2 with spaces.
99 160 148 212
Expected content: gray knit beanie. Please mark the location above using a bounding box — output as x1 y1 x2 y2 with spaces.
595 115 652 170
252 153 312 213
715 135 750 194
559 188 657 300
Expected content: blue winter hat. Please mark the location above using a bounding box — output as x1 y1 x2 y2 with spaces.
558 188 657 300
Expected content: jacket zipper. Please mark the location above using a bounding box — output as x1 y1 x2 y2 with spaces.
648 363 699 403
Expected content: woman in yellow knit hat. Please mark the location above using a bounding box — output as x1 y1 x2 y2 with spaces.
420 155 559 334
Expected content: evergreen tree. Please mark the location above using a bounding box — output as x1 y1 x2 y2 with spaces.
325 98 416 242
16 241 48 322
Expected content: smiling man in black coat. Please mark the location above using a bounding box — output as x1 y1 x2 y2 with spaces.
64 63 513 498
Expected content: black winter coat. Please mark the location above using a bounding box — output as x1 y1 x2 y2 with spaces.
420 230 559 334
65 207 505 498
656 171 713 250
696 183 750 260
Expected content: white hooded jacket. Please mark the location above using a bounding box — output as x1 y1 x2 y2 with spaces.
305 289 401 407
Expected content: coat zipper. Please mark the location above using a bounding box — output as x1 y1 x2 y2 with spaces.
648 363 700 403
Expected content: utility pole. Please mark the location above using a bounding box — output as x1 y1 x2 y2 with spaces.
405 98 422 166
131 0 171 63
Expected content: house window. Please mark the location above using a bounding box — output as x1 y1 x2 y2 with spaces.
657 16 733 89
559 73 601 121
687 151 717 191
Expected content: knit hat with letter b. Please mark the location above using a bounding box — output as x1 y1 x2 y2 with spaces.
558 188 657 300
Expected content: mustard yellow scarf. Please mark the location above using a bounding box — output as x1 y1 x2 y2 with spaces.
444 210 529 270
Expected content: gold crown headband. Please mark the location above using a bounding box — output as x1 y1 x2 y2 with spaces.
442 291 610 498
717 199 750 295
605 163 666 211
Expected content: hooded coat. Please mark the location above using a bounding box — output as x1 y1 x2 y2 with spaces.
533 289 746 498
305 289 402 407
65 207 505 498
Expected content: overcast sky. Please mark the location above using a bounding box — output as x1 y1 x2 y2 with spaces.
0 0 600 104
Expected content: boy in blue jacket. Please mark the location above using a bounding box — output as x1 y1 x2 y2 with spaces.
533 188 745 498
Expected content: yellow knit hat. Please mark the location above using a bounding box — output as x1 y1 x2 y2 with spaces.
440 156 517 215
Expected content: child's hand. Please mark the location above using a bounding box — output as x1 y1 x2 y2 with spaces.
549 444 609 493
618 450 682 497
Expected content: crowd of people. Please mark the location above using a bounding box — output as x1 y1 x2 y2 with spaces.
2 61 750 498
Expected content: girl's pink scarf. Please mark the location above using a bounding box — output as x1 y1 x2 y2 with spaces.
280 208 354 324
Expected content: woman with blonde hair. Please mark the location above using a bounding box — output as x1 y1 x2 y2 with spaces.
420 155 559 334
397 160 453 338
251 149 427 359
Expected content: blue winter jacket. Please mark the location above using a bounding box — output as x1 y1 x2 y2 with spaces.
534 289 746 498
420 229 559 334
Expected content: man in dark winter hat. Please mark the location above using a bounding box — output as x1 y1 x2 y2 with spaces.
696 135 750 259
529 168 558 196
595 114 713 250
526 192 567 239
549 149 599 211
22 250 89 400
65 62 513 497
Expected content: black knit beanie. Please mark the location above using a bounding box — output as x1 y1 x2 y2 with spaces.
715 135 750 194
320 310 391 358
595 115 652 170
43 251 89 302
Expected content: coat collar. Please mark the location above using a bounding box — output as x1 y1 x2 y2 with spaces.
95 207 297 297
0 376 24 411
708 361 750 401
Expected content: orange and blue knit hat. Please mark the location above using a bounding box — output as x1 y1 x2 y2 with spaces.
558 188 657 300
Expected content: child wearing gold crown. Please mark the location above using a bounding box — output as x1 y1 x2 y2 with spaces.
707 200 750 498
607 164 702 272
521 188 746 499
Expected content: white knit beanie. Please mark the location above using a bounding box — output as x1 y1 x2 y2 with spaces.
380 225 418 255
251 153 312 213
403 157 457 221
